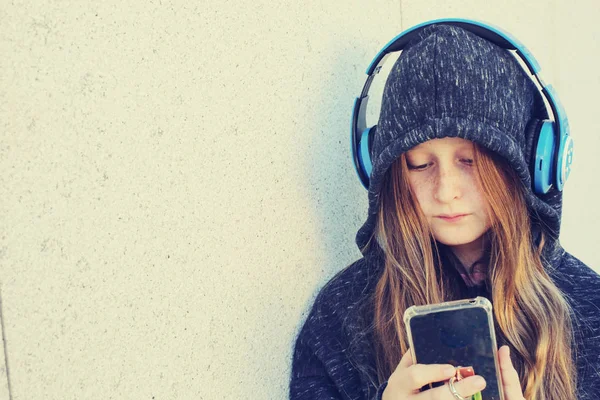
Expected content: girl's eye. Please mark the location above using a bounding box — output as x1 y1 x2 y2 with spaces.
408 163 429 171
461 158 474 165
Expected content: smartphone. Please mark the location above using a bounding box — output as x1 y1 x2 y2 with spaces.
403 296 504 400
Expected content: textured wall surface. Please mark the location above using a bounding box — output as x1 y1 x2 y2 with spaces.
1 1 598 399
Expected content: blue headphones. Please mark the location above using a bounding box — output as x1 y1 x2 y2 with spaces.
350 18 574 195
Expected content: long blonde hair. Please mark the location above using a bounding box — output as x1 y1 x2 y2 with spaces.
365 141 577 399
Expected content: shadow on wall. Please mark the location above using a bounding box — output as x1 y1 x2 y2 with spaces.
247 31 387 399
305 47 372 287
292 36 378 320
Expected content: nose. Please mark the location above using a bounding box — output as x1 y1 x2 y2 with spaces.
434 163 462 203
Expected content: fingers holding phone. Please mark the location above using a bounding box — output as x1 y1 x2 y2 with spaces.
497 345 525 400
382 348 487 399
401 297 503 399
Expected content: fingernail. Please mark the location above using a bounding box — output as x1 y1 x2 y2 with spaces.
459 366 474 377
473 376 486 389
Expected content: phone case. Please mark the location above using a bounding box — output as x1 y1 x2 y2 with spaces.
403 296 504 400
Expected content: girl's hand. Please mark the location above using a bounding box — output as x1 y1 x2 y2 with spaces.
498 345 525 400
382 347 487 400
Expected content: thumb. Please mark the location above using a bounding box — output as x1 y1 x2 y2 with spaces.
398 347 414 369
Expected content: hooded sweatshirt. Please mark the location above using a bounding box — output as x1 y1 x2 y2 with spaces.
289 24 600 399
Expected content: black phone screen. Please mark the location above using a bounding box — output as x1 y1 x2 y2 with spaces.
409 307 501 399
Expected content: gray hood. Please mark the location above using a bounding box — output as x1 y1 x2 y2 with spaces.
355 24 564 260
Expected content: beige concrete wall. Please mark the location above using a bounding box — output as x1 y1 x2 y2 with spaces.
1 1 597 399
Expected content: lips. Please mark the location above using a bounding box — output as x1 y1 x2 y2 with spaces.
436 214 469 222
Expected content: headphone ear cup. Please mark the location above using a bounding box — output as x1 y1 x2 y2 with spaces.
358 125 376 189
531 119 557 195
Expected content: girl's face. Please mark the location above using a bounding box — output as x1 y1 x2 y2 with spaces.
405 137 491 248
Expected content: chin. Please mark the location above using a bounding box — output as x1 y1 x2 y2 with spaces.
435 236 481 247
432 229 487 247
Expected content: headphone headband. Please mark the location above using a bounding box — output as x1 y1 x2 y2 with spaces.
366 19 538 75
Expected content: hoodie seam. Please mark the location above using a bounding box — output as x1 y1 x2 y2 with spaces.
433 32 439 118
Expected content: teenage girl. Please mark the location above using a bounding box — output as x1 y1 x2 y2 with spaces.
290 20 600 400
